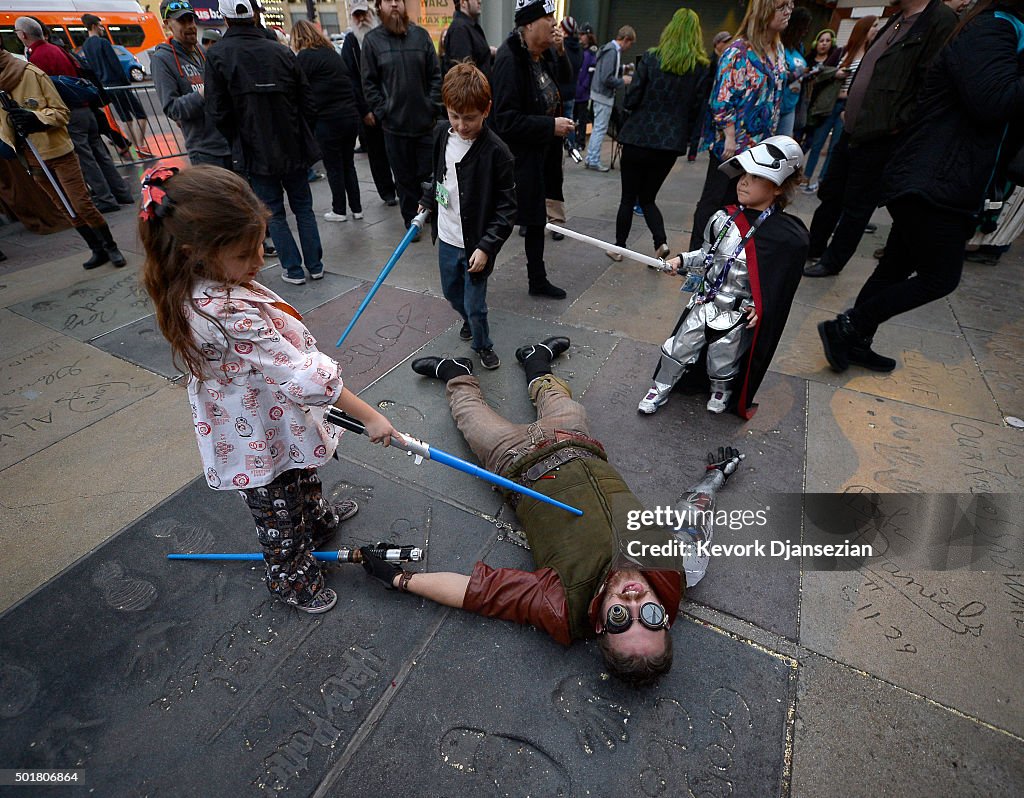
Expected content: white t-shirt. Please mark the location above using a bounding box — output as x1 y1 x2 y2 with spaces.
437 130 474 249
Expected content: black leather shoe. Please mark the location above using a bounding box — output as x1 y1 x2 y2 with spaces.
804 261 840 278
864 222 878 234
515 336 570 365
550 230 564 241
459 321 472 340
528 282 567 299
411 356 473 381
817 317 850 372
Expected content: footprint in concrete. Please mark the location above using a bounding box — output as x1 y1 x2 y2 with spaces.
0 660 39 718
91 561 157 612
326 479 375 508
150 517 215 554
374 401 425 430
439 726 572 797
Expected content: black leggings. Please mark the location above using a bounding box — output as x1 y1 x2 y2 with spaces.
524 224 548 287
615 145 677 248
848 197 973 339
690 153 738 250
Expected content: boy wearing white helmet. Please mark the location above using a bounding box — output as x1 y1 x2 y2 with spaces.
639 136 809 418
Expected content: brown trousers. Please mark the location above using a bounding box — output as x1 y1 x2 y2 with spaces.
29 150 106 229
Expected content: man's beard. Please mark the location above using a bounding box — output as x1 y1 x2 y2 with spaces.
352 18 375 45
382 9 409 35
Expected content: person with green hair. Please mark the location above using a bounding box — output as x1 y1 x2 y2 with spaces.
607 8 711 262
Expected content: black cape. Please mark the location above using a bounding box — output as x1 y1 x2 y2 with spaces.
671 206 808 419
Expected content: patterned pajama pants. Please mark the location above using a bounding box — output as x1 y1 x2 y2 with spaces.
238 468 341 606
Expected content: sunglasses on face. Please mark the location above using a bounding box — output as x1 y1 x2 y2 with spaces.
162 1 196 19
604 602 669 634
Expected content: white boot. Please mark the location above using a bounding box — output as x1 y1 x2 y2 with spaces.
706 380 731 414
638 381 673 415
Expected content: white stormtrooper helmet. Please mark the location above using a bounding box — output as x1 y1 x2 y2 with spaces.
718 136 804 186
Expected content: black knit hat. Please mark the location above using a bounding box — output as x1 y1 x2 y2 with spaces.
515 0 555 27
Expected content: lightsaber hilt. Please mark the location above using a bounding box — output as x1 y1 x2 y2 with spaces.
323 407 429 460
545 223 673 271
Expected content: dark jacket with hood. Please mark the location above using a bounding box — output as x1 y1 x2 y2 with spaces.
882 5 1024 216
361 22 442 137
559 34 583 107
846 0 957 146
204 23 320 176
151 38 231 160
490 29 573 225
443 7 492 80
419 120 516 278
618 50 710 154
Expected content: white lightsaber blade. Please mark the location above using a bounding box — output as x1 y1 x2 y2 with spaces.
545 223 673 271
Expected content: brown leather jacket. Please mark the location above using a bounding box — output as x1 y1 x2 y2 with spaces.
463 563 682 646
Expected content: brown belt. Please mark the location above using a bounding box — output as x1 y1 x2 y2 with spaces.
507 446 600 509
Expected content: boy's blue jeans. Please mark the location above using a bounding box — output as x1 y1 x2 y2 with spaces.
438 240 492 351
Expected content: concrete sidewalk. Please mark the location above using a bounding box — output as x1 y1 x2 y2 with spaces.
0 149 1021 796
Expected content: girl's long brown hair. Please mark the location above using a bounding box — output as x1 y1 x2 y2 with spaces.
139 165 269 380
840 15 877 68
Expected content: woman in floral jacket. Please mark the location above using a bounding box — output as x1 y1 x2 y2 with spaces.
688 0 791 250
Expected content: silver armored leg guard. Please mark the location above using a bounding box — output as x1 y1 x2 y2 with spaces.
638 349 688 415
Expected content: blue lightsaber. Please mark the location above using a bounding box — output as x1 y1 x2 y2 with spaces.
336 209 430 347
325 407 584 516
168 545 422 562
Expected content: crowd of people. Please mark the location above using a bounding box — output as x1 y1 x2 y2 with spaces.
1 0 1022 683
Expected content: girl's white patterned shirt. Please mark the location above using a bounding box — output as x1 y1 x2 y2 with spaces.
186 279 343 490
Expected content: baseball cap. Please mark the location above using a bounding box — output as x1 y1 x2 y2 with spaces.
218 0 255 19
201 28 223 43
160 0 197 21
718 136 804 186
351 0 369 12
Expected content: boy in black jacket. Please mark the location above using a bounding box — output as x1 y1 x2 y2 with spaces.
420 64 517 370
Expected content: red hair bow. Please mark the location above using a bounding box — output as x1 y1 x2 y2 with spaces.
139 165 180 222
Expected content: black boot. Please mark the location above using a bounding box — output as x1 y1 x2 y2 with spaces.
818 314 895 373
515 336 570 383
95 224 127 267
411 356 474 381
846 333 896 372
77 226 109 270
526 259 566 299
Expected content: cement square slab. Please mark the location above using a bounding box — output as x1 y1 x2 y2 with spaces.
963 327 1024 418
774 303 1002 424
9 268 151 342
0 469 499 796
805 382 1024 493
348 312 615 511
260 270 362 314
950 262 1024 340
334 613 794 798
89 314 182 379
0 250 131 310
0 308 60 361
580 338 806 638
301 283 456 394
0 386 198 613
790 654 1024 798
0 337 164 469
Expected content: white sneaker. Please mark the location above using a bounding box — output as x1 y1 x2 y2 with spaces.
324 211 348 222
707 389 731 414
352 211 364 220
638 384 671 415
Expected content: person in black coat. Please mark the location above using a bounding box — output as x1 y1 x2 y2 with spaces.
292 20 362 221
442 0 492 79
819 0 1024 375
491 0 575 299
205 2 323 284
612 8 710 260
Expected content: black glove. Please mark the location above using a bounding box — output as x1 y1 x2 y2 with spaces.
360 545 403 590
706 446 743 482
8 107 49 135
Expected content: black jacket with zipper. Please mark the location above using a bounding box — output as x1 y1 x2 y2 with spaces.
846 0 957 147
204 24 320 176
881 5 1024 215
419 121 516 279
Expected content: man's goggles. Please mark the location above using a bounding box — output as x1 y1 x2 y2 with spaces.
604 602 669 634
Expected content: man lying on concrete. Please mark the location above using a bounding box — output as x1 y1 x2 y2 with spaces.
358 336 743 685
